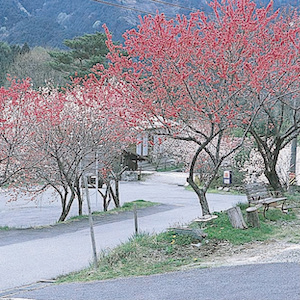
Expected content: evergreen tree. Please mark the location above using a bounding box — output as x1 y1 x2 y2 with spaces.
20 42 30 55
0 42 14 86
49 32 110 81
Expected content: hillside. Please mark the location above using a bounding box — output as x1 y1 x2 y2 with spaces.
0 0 298 48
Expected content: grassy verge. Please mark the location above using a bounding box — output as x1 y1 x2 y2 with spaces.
184 185 243 195
0 226 10 231
57 203 299 283
66 200 159 222
58 231 199 283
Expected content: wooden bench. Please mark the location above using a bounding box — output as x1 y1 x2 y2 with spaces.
244 182 287 217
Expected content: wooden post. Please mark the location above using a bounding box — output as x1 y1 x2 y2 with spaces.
133 203 138 235
227 207 248 229
84 176 98 269
246 207 260 228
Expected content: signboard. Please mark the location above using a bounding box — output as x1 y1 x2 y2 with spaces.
223 170 232 184
289 172 296 186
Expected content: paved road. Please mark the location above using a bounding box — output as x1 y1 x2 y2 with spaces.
0 172 247 292
3 263 300 300
0 172 244 228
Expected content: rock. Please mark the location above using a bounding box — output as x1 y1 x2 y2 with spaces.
172 227 207 241
121 171 138 181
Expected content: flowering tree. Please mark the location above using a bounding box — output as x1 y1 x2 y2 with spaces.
0 78 39 187
243 7 300 191
88 0 300 215
14 83 131 221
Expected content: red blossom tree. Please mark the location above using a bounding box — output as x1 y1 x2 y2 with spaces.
89 0 300 215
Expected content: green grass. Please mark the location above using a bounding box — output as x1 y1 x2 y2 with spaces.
0 226 10 231
202 205 297 245
184 185 243 195
120 200 158 210
201 212 273 245
157 164 184 172
66 200 159 222
57 232 198 283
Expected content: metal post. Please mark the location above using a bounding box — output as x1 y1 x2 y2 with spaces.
95 151 99 208
133 203 138 235
84 176 98 268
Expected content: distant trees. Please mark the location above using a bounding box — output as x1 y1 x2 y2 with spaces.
0 33 112 89
7 47 67 88
0 42 21 86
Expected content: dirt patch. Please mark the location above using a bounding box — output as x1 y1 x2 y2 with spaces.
195 239 300 268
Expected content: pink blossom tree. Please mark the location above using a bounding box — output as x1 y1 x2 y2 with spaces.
14 82 132 221
0 78 39 187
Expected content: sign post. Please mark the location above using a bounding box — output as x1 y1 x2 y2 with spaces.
223 170 232 185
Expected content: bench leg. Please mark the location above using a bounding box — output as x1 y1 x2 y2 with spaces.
281 200 287 213
263 204 269 218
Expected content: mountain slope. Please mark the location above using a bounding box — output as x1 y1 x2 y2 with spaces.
0 0 298 48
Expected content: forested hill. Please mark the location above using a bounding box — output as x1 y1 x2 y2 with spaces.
0 0 299 48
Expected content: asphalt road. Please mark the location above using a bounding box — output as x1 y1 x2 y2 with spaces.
4 263 300 300
0 172 248 292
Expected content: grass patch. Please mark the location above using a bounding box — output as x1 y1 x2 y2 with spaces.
184 185 243 195
57 204 300 283
66 200 159 222
0 226 10 231
203 205 297 245
120 199 158 211
202 212 273 245
157 164 184 172
57 232 199 283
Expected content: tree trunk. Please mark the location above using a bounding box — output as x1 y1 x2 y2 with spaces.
58 188 68 221
249 129 284 193
58 192 75 222
264 167 283 192
246 207 260 228
187 176 210 216
108 179 120 208
227 207 248 229
75 179 83 216
77 194 83 216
